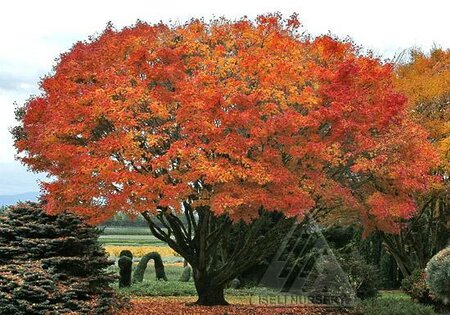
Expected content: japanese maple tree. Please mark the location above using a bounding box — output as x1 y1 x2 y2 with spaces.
14 15 437 305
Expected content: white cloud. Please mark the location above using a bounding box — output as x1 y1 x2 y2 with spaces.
0 0 449 193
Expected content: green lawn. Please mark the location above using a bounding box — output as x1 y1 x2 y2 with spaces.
110 264 279 297
104 229 330 306
99 234 165 246
112 264 197 297
103 228 283 301
102 228 442 313
379 290 411 300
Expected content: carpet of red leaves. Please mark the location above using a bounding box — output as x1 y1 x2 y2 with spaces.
119 297 350 315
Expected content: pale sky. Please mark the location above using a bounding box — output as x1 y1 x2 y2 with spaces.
0 0 449 195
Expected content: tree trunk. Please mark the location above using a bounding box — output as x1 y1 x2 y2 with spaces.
193 269 228 306
141 207 295 306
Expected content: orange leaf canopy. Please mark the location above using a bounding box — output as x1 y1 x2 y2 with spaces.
16 15 437 231
395 49 450 174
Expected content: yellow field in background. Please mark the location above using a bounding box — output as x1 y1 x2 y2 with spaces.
104 245 176 257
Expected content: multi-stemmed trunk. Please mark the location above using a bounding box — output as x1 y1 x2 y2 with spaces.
383 197 450 278
141 204 294 306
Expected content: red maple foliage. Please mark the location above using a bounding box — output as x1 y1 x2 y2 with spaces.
14 14 437 234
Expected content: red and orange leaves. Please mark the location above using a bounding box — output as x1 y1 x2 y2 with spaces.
121 297 346 315
15 15 437 230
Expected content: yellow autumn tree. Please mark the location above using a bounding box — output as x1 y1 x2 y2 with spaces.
396 48 450 171
386 48 450 276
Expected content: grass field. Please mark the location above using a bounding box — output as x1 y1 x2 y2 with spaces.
103 228 444 314
103 227 286 302
100 227 152 235
101 226 183 263
110 263 282 299
99 227 162 246
100 227 176 257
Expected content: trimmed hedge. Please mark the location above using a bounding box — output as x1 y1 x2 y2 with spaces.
426 247 450 305
118 250 133 288
132 251 167 283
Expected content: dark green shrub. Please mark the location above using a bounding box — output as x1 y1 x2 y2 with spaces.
118 250 133 288
426 247 450 305
337 250 380 300
0 202 121 315
359 297 437 315
132 252 167 283
401 269 433 304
